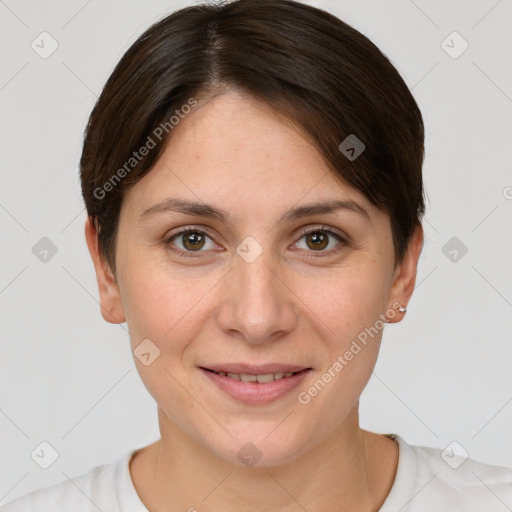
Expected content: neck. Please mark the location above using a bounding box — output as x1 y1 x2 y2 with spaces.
130 406 397 512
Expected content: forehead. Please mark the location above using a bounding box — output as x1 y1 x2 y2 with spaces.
122 90 379 224
168 91 328 184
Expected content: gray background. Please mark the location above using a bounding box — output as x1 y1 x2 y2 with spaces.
1 0 511 504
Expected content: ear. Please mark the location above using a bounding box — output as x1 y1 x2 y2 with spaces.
386 224 424 323
84 217 126 324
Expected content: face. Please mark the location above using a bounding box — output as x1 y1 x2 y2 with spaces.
87 90 422 467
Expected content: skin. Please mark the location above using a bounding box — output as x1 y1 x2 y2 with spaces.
85 89 423 511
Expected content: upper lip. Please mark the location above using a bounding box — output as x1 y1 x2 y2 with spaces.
200 363 311 374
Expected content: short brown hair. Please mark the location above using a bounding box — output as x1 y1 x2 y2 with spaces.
80 0 425 271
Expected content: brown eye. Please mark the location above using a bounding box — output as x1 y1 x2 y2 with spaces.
294 227 346 255
305 232 329 250
181 231 206 251
166 228 217 256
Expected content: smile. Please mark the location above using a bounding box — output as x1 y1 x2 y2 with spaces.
199 366 312 404
205 369 299 383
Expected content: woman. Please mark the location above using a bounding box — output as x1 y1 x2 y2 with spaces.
3 0 511 510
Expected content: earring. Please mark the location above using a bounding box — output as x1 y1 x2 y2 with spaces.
397 305 407 313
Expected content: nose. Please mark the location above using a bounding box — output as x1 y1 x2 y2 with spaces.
216 244 298 345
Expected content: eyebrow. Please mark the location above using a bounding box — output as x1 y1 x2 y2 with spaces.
140 197 371 223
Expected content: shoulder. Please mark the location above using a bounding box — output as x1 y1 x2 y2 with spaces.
0 452 132 512
381 434 512 511
414 442 512 502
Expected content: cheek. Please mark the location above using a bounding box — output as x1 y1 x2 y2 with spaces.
117 259 217 416
291 265 389 412
119 251 223 343
297 263 390 343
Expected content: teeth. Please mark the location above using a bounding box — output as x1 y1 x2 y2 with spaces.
213 370 299 382
240 373 257 382
256 373 274 383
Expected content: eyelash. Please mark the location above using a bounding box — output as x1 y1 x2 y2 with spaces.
164 225 347 260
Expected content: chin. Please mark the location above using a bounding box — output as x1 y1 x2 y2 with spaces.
206 424 314 469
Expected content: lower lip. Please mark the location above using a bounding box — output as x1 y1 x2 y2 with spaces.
199 368 312 405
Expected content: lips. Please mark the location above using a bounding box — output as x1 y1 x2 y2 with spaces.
199 365 312 404
203 368 301 383
199 363 311 384
200 363 310 374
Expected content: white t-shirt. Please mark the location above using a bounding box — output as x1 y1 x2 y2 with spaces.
2 434 511 511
